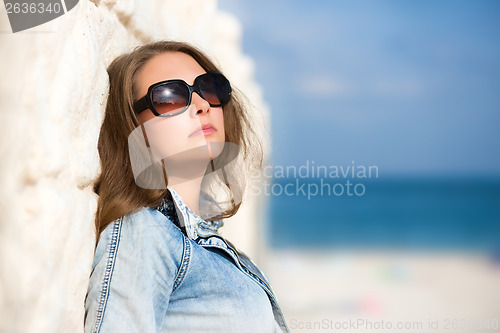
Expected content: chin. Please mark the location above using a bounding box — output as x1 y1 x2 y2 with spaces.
179 140 225 162
207 141 225 160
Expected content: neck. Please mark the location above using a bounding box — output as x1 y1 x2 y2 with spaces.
168 176 204 217
165 159 208 217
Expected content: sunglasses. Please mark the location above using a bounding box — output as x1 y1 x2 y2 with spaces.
133 72 232 117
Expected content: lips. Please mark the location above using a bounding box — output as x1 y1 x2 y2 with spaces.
189 123 217 137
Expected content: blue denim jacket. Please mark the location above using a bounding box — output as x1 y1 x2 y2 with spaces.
84 186 290 333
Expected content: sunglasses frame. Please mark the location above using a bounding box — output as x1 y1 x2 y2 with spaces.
133 72 232 117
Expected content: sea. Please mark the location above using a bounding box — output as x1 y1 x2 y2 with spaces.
266 176 500 255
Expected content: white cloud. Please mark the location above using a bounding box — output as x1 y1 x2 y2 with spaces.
296 75 354 97
297 74 424 99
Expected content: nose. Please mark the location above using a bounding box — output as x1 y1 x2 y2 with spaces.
190 91 210 117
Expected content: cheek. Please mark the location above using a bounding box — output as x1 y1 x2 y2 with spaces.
139 108 225 161
142 116 192 159
208 108 226 159
213 108 225 140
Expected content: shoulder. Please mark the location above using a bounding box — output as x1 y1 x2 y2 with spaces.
93 206 186 272
86 207 188 332
99 206 183 244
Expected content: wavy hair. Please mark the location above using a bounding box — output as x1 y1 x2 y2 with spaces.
93 41 263 241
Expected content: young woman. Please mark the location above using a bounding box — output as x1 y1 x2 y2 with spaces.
84 41 289 333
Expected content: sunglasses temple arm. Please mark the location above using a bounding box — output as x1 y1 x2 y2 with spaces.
133 96 150 114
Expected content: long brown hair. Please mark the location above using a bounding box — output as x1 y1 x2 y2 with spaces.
93 41 263 241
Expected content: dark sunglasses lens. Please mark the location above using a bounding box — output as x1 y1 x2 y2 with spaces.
151 82 189 115
198 74 231 106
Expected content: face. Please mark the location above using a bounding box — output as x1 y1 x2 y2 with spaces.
133 52 226 177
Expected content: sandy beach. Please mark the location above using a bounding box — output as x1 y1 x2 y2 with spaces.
264 249 500 333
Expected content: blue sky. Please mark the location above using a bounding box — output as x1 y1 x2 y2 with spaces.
218 0 500 177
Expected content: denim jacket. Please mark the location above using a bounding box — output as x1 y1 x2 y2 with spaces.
84 186 290 333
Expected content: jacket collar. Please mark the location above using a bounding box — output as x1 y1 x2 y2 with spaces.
156 186 223 240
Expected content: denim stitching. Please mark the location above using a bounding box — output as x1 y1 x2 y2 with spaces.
200 238 275 293
239 269 289 332
92 217 123 333
171 234 191 293
200 241 289 332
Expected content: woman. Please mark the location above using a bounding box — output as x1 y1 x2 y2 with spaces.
84 41 289 333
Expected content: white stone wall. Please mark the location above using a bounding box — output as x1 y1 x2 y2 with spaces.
0 1 269 332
